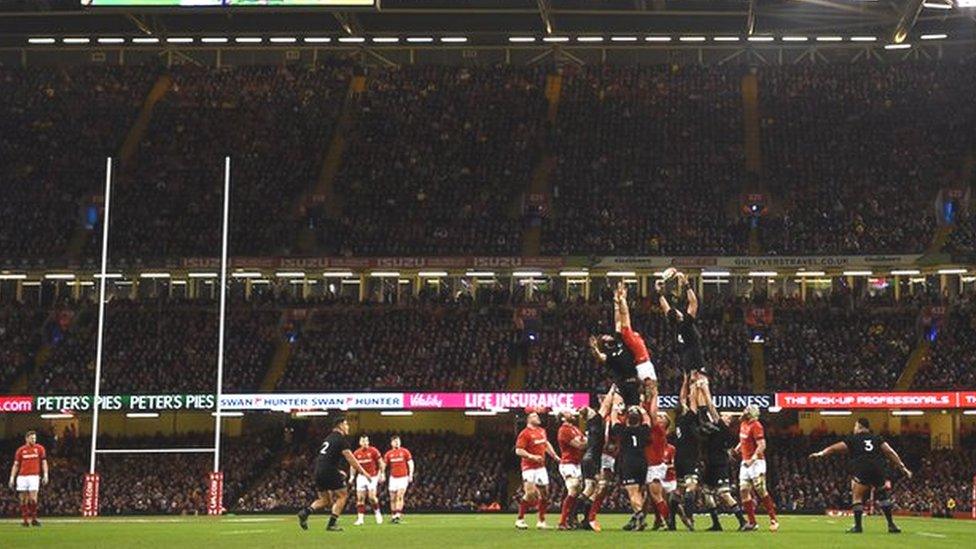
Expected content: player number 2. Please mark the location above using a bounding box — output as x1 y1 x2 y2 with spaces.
863 440 873 452
319 442 331 454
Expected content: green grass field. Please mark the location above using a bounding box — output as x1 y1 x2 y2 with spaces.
4 513 971 548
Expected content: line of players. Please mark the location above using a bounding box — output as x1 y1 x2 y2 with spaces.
516 274 779 532
298 425 414 532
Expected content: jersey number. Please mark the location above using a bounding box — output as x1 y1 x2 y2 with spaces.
863 440 874 452
676 427 682 439
319 442 331 454
631 435 638 448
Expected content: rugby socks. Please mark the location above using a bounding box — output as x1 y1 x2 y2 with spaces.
588 493 604 522
683 491 697 517
744 499 757 525
668 495 680 529
518 499 533 520
852 503 864 529
655 500 670 522
328 514 339 529
356 504 365 522
707 504 720 529
537 494 547 522
732 504 745 527
20 504 29 525
761 494 778 521
879 500 896 527
559 495 576 526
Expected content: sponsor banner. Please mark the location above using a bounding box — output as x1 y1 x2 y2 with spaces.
219 393 404 411
776 392 959 409
407 392 589 410
33 394 215 413
959 392 976 408
207 472 224 516
589 255 923 270
657 394 771 410
81 473 100 518
0 395 33 413
180 256 565 270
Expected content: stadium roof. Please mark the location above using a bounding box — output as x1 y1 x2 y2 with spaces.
1 0 973 46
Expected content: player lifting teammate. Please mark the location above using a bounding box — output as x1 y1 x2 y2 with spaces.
702 413 746 531
733 404 779 532
641 381 673 530
352 435 386 525
809 418 913 534
671 373 703 530
556 410 587 529
298 416 372 532
610 404 652 531
573 388 616 532
383 435 414 524
589 282 657 406
515 409 560 530
8 430 48 527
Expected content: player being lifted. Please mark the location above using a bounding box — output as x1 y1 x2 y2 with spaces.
352 435 386 525
8 430 48 527
515 409 560 530
557 410 587 530
610 404 652 531
733 404 779 532
298 416 372 532
383 435 414 524
573 388 616 532
588 282 657 406
809 418 913 534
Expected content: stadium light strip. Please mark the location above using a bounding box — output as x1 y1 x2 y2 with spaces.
714 37 740 42
440 37 468 43
274 271 305 278
465 271 495 277
850 36 877 42
891 269 921 275
679 36 707 42
201 37 229 43
231 271 262 278
937 268 967 274
381 411 414 416
171 280 187 286
747 36 775 42
418 271 449 277
294 411 330 417
513 271 544 278
337 37 366 43
97 38 124 44
235 37 263 43
44 273 76 280
921 34 948 40
251 279 271 285
606 271 637 277
782 36 809 42
543 36 570 43
304 37 332 43
963 410 976 415
645 37 672 42
465 410 497 416
795 271 826 277
0 273 27 280
40 413 75 420
188 272 219 278
370 271 400 277
701 271 732 277
843 270 873 276
323 271 355 278
819 410 852 416
406 37 434 43
270 37 298 43
211 412 244 418
816 36 844 42
139 272 171 279
21 281 41 287
891 410 924 416
748 271 778 277
125 412 160 419
166 37 194 44
63 37 90 44
132 37 160 44
509 37 536 43
922 1 953 9
559 270 589 277
577 36 605 42
885 44 912 50
28 37 56 44
372 37 400 43
611 36 639 42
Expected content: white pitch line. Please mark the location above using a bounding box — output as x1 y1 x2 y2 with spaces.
219 529 273 535
917 532 948 539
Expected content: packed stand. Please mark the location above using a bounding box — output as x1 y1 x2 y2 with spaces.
277 305 514 391
237 429 509 513
542 64 750 256
0 65 156 262
27 298 279 395
913 303 976 390
0 304 45 391
764 305 918 391
759 62 976 254
98 62 352 263
320 65 547 256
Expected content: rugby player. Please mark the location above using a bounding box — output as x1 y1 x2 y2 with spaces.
702 413 746 531
298 416 372 532
351 435 385 525
557 410 587 529
733 404 779 532
809 418 913 534
515 409 560 530
641 382 672 529
573 388 616 532
383 435 414 524
610 404 652 531
672 373 702 531
8 430 48 527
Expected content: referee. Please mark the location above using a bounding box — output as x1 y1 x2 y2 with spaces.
809 418 913 534
298 415 372 532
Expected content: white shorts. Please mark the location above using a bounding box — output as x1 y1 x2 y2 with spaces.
16 475 39 492
636 360 657 382
661 480 677 494
356 474 379 493
600 454 615 471
559 463 581 480
521 467 550 487
739 459 767 483
645 463 668 484
388 476 410 493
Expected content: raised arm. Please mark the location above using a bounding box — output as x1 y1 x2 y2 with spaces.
615 281 631 331
880 442 913 479
809 441 848 460
679 273 698 318
588 336 607 365
679 373 690 414
697 376 719 422
644 380 659 418
598 385 616 417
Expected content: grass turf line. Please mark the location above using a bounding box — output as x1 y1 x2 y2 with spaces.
3 514 970 548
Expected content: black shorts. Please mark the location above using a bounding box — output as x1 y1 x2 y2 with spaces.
618 379 641 407
852 464 886 488
680 347 707 375
619 460 647 487
703 462 730 489
581 455 600 480
675 460 700 482
314 469 347 492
